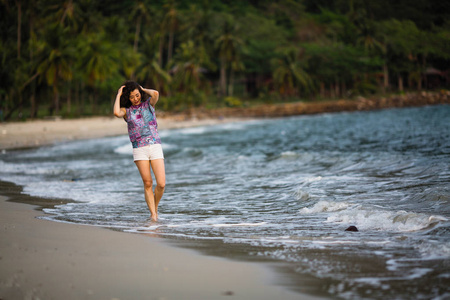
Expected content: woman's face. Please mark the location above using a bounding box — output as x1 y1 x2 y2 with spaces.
129 89 141 106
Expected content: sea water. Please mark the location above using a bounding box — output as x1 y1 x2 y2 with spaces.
1 105 449 299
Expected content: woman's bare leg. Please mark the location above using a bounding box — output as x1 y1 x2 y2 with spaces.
135 160 157 221
150 159 165 214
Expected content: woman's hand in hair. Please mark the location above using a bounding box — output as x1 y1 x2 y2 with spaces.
113 85 127 118
118 85 125 96
140 86 159 107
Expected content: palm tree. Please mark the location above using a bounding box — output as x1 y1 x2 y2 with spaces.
272 46 312 97
378 19 421 92
136 35 171 95
131 1 151 53
184 2 215 55
78 31 122 113
215 16 243 97
162 0 180 65
36 24 74 115
171 40 211 108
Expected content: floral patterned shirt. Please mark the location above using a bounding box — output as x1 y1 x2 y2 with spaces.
125 97 161 148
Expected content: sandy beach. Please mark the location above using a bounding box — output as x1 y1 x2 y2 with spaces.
0 117 325 299
0 115 244 150
1 193 321 300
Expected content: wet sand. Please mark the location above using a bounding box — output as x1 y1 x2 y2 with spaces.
0 192 325 300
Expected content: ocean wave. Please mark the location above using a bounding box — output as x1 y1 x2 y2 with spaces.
113 143 132 155
0 160 68 177
301 200 448 232
299 200 352 213
212 222 267 227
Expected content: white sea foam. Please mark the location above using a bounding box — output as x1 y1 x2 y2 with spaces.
169 119 254 136
294 189 310 201
328 208 447 232
299 200 352 213
212 222 267 227
114 143 132 155
300 200 448 232
417 240 450 259
354 267 433 285
0 160 66 179
176 126 209 135
280 151 298 157
303 176 323 183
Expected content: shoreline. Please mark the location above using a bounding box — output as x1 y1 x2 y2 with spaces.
1 90 448 151
0 115 246 151
0 180 324 300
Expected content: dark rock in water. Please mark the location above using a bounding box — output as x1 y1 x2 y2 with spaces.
345 226 359 232
222 291 234 296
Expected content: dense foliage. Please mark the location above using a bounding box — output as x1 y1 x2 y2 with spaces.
1 0 449 119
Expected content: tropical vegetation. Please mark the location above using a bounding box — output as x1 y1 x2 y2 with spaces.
1 0 449 120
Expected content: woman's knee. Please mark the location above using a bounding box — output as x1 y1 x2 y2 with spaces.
156 179 165 190
142 179 153 190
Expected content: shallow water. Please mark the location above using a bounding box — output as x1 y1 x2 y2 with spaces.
1 105 449 299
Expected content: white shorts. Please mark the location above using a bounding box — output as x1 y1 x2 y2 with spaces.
133 144 164 161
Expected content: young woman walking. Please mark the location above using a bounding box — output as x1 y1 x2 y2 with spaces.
113 81 165 221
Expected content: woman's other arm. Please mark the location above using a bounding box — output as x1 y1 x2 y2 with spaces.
113 86 126 118
141 86 159 107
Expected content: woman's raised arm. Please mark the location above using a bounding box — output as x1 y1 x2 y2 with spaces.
113 85 126 118
141 86 159 107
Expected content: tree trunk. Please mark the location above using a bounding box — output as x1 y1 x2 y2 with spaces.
158 34 164 67
53 86 60 115
330 83 335 99
78 81 84 115
383 63 389 92
228 69 234 97
408 73 413 90
341 81 347 98
16 0 22 59
219 58 227 97
29 10 37 118
134 16 142 53
398 74 404 92
320 81 325 98
167 30 174 63
67 80 72 115
335 78 340 98
30 80 37 118
18 93 23 119
130 15 142 80
420 54 426 91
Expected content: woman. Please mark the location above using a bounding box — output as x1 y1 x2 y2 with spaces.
113 81 165 221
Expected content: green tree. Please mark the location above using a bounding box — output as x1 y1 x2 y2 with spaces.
136 35 171 95
239 11 288 97
35 24 74 115
271 46 312 97
378 19 422 92
161 0 181 66
171 40 211 109
131 1 151 53
215 15 244 97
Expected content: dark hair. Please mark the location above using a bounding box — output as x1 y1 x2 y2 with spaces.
120 81 145 108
